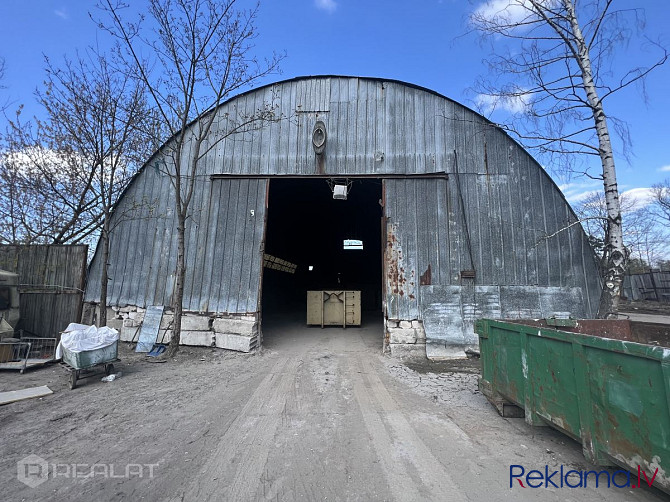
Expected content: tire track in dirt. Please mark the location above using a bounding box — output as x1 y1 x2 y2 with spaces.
350 354 467 501
178 354 301 501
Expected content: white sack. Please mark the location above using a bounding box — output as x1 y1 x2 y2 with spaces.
56 323 119 358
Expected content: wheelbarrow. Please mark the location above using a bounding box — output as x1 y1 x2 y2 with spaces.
60 340 120 389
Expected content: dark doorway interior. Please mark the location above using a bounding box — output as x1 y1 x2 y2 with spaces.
261 178 383 326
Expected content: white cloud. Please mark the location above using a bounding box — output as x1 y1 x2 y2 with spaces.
54 9 68 20
315 0 337 14
658 165 670 172
621 187 655 209
471 0 557 27
473 0 531 25
476 92 532 114
558 181 600 204
559 181 656 209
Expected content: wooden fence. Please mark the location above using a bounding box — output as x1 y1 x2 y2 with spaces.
623 270 670 302
0 245 88 337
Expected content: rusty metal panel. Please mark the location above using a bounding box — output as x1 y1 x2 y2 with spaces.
384 180 421 320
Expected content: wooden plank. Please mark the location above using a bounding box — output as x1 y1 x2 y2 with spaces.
0 245 86 336
0 385 53 405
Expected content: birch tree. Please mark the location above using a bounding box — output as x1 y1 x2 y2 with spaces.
469 0 667 318
97 0 281 356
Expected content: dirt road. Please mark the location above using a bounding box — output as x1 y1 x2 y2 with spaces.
0 317 665 501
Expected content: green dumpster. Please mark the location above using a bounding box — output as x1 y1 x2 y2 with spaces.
476 318 670 493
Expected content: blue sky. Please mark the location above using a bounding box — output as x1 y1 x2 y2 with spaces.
1 0 669 206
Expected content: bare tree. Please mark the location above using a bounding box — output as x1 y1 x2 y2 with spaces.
1 52 153 326
575 191 668 271
0 57 8 113
40 53 156 326
650 178 670 224
625 207 667 270
97 0 282 356
2 117 104 245
469 0 667 318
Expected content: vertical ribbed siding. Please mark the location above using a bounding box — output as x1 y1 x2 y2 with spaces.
384 171 598 321
85 76 600 319
86 176 267 313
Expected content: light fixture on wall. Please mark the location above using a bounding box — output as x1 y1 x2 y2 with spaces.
327 178 352 200
333 184 347 200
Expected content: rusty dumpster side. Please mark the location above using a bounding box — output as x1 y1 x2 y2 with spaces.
476 318 670 493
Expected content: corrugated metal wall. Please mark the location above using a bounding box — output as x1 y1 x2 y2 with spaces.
192 78 479 177
87 177 267 313
85 76 600 330
384 172 599 352
0 245 87 337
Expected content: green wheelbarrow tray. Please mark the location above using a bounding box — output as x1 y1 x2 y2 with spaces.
60 340 120 389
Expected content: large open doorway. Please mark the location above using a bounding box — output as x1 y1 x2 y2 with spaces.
261 178 383 345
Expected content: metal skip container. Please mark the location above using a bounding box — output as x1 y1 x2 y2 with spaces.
476 318 670 493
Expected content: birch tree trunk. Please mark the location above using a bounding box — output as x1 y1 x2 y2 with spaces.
564 0 627 318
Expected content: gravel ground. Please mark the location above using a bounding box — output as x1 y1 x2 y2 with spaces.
0 319 666 501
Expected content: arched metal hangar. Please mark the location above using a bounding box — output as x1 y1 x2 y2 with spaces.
84 76 601 359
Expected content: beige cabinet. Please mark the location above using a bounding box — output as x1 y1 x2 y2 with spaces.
307 291 361 327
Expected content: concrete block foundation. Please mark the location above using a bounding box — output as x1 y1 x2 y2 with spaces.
386 318 426 360
83 302 260 354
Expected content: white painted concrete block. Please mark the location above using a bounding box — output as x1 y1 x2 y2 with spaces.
160 314 175 329
215 333 254 353
213 318 257 336
180 314 211 331
157 330 173 344
180 331 214 347
128 311 145 321
123 318 141 328
389 328 417 344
